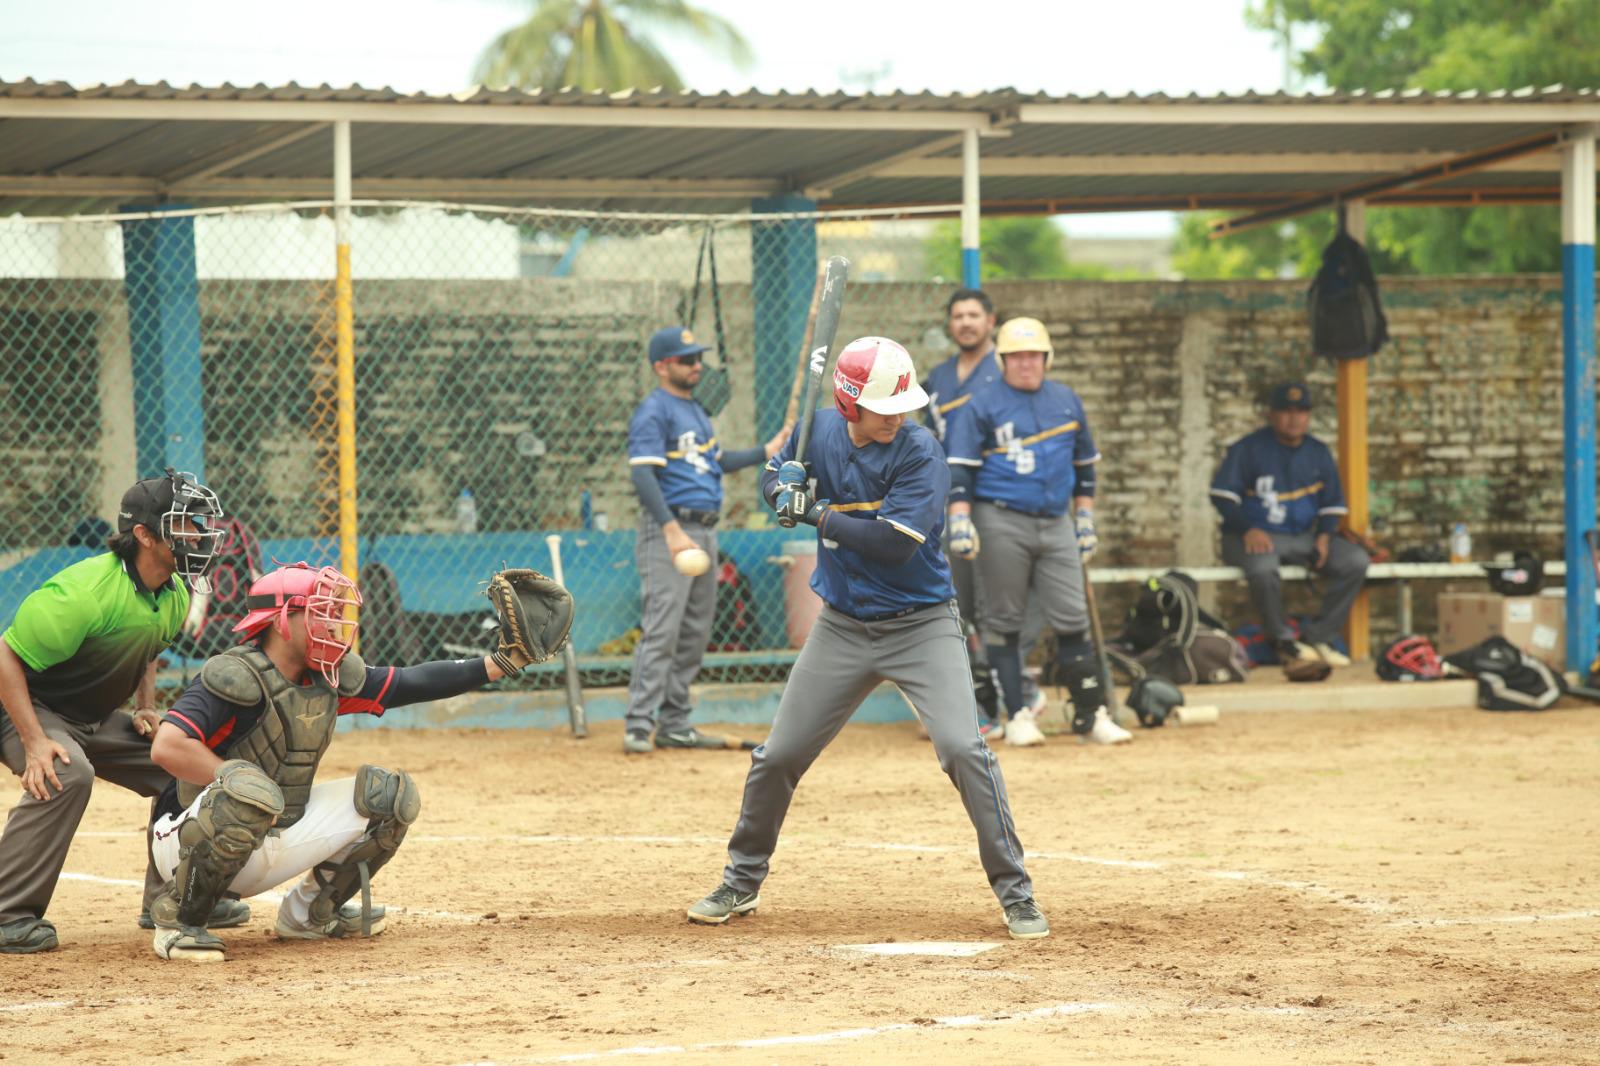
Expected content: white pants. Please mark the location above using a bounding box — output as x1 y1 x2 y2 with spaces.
152 776 369 929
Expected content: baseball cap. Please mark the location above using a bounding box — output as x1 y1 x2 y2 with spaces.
117 474 178 534
648 325 710 364
1269 382 1313 411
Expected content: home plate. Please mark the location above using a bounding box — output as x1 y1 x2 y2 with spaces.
836 942 1003 957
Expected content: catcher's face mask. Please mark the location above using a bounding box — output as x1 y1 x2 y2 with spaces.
235 563 362 685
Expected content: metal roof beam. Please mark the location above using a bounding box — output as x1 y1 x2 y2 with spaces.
159 121 331 182
0 174 786 200
0 97 1001 132
1019 102 1600 125
873 152 1565 178
1209 129 1567 237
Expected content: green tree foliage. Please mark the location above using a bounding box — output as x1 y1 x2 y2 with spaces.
1177 0 1600 278
475 0 753 93
925 217 1140 281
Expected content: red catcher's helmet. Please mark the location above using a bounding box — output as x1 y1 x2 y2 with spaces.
1376 635 1443 681
832 336 929 422
233 563 363 686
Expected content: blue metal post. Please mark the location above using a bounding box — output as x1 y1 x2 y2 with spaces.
1561 127 1597 672
751 194 817 440
121 205 206 480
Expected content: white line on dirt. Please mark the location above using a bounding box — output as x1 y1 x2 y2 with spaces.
1385 909 1600 927
450 1002 1118 1064
57 872 488 923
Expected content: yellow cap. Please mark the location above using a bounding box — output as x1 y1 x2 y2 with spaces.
995 317 1053 357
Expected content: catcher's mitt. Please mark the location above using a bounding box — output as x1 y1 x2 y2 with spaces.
484 568 575 675
1283 657 1333 683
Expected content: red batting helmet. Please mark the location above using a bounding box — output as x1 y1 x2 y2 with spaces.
234 563 363 685
832 336 929 422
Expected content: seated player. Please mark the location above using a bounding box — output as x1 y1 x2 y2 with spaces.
145 563 570 961
1209 382 1368 668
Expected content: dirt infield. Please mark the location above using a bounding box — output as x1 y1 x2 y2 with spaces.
3 701 1598 1065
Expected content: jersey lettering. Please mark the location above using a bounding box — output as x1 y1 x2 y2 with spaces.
1254 475 1287 525
996 422 1035 475
678 431 712 474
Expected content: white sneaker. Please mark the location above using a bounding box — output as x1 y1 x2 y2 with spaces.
1312 642 1352 668
1083 707 1133 745
1005 708 1047 747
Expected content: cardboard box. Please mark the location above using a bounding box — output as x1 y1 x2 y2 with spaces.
1437 591 1566 669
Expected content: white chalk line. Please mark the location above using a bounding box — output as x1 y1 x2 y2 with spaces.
56 871 486 923
451 1002 1118 1065
56 831 1599 928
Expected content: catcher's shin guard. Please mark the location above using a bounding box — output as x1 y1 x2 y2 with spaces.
152 760 283 930
1053 633 1104 735
306 765 421 936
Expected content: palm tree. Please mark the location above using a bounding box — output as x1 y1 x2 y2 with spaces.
474 0 754 92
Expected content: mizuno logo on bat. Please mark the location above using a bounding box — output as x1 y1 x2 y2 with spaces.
810 347 827 374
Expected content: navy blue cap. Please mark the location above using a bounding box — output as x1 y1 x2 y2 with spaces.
648 325 710 364
1269 382 1313 410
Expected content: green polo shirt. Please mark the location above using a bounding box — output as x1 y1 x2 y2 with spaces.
2 552 189 725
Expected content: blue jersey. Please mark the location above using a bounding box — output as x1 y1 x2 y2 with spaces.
1209 426 1347 536
944 380 1099 517
768 409 953 620
921 348 1001 447
627 389 725 511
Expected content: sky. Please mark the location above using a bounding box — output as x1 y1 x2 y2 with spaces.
1 0 1300 237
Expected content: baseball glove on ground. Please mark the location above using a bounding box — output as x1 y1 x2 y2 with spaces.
485 568 574 675
1283 657 1333 683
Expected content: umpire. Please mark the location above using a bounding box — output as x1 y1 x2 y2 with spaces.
624 326 789 755
0 470 248 953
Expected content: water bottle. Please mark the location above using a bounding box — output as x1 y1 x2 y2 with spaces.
1449 522 1471 564
580 487 593 531
455 488 479 533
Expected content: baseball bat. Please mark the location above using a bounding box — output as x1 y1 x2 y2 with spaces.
784 266 827 425
778 256 850 529
1080 565 1128 727
544 534 588 738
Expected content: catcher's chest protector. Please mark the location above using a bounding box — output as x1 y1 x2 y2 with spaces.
190 645 363 827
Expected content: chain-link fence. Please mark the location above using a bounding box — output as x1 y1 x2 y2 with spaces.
0 201 965 687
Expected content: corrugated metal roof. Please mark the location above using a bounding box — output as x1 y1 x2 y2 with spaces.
0 80 1594 216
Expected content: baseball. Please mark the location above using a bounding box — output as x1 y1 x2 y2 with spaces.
673 547 711 577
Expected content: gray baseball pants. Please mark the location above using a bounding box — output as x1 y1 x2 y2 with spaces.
626 514 719 735
721 600 1034 907
970 503 1087 637
1221 531 1370 644
0 705 167 924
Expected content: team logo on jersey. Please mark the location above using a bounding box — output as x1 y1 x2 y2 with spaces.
891 371 911 396
834 369 861 399
678 430 713 474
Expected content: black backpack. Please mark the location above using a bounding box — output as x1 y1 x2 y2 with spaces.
1308 220 1388 361
1444 636 1563 711
1111 571 1248 686
708 551 761 651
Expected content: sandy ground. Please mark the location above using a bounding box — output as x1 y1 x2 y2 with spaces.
1 699 1597 1065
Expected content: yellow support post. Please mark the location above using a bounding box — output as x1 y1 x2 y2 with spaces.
333 120 359 588
1337 199 1369 659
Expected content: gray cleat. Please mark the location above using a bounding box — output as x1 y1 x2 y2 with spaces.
139 897 251 930
0 917 58 954
687 884 760 924
623 730 654 754
1004 898 1050 940
152 924 226 963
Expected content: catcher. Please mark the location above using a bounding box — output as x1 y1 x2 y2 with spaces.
144 563 571 962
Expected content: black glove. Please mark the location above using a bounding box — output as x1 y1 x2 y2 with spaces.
776 488 829 528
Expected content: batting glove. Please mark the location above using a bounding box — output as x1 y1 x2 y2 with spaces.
947 513 980 559
777 488 829 528
1074 509 1098 559
777 460 809 488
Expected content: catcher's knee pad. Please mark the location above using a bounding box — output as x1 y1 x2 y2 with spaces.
1052 632 1104 734
306 766 421 934
156 760 282 929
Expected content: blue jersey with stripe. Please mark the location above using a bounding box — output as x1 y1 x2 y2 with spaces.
627 389 724 511
921 348 1001 447
768 409 953 619
1209 426 1347 536
944 380 1100 517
